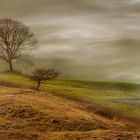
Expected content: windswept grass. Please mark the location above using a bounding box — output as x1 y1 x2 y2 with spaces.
0 72 140 119
1 85 135 140
0 71 31 86
0 72 140 139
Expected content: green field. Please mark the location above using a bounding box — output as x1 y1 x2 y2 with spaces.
0 72 140 119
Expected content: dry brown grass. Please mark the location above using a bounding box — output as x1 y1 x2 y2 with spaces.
0 85 139 140
85 102 140 129
46 130 140 140
51 90 140 131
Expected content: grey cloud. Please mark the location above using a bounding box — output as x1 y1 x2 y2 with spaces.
0 0 140 82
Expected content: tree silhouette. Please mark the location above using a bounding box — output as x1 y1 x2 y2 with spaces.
0 18 37 71
30 68 59 90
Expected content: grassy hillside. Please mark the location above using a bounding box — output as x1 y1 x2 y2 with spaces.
0 72 140 120
0 85 140 140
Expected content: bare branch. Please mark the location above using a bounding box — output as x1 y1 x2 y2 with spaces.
30 68 59 90
0 18 37 71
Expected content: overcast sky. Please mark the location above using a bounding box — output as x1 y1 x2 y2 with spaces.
0 0 140 83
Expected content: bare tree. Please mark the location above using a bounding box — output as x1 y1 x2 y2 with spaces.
0 18 37 71
30 68 59 90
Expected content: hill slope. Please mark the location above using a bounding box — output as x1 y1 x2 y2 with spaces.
0 72 140 120
0 85 140 140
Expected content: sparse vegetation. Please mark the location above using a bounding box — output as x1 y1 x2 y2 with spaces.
30 68 59 90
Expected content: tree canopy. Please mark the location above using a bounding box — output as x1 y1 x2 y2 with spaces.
0 18 37 71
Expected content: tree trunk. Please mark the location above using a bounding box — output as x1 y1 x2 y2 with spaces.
36 81 41 90
9 60 13 72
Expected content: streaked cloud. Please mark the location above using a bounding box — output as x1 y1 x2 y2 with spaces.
0 0 140 83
